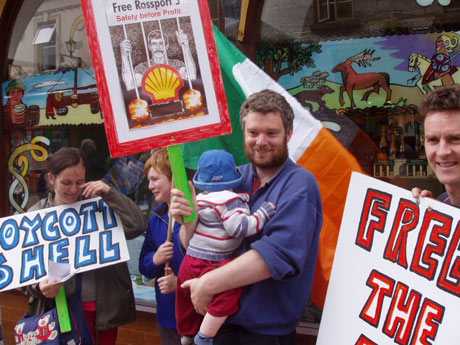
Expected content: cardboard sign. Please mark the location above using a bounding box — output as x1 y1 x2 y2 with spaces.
0 197 129 291
317 173 460 345
81 0 231 157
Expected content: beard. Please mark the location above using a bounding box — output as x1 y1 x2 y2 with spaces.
244 138 289 170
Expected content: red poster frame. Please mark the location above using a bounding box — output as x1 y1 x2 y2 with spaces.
81 0 231 157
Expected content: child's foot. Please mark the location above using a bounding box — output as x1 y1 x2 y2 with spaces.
194 332 213 345
181 336 194 345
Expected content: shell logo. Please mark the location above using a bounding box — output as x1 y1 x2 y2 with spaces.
142 64 184 103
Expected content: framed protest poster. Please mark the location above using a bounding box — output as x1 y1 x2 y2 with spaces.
81 0 231 157
317 172 460 345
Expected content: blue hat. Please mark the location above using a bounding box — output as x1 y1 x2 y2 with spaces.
193 150 242 192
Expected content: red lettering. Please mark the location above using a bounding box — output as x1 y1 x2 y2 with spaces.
360 270 395 326
410 209 452 281
383 282 421 345
384 199 419 269
356 189 392 251
355 334 377 345
409 299 444 345
437 220 460 297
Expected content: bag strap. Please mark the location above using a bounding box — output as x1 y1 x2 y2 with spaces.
64 275 93 345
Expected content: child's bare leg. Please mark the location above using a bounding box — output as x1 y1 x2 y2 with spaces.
199 313 227 337
193 313 228 345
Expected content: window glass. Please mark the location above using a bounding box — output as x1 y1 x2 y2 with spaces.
254 0 458 195
4 0 154 310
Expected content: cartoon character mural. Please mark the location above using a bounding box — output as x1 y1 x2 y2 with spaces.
2 68 103 127
408 52 460 94
332 49 392 108
407 32 460 94
258 32 459 177
3 80 40 128
45 68 100 119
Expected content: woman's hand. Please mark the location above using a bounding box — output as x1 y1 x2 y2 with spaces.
169 182 196 225
81 180 111 199
39 279 63 299
153 241 174 265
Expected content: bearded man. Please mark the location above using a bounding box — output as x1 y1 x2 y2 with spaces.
171 89 323 345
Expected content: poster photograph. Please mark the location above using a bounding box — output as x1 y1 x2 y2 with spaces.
81 0 231 157
0 197 130 291
317 172 460 345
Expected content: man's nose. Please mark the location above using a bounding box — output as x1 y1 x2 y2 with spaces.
438 140 452 156
255 134 268 146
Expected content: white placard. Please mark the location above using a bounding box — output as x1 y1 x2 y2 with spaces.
317 172 460 345
0 197 130 291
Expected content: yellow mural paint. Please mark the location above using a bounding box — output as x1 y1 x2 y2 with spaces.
8 136 50 212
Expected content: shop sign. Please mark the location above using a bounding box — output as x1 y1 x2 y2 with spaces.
0 197 129 291
81 0 230 157
1 68 103 127
317 173 460 345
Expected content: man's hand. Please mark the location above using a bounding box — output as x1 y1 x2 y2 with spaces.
157 268 177 294
81 180 111 199
39 279 63 299
181 277 213 315
411 187 433 204
153 241 174 266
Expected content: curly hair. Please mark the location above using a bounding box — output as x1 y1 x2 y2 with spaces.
240 89 294 133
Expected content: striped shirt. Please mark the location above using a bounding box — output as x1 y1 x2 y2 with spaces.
187 190 272 261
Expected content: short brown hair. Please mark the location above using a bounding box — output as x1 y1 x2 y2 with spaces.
144 149 171 179
420 85 460 118
240 89 294 133
47 147 87 176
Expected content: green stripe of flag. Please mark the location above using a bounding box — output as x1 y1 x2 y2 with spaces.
182 27 248 169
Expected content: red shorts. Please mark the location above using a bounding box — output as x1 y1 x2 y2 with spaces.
176 255 242 337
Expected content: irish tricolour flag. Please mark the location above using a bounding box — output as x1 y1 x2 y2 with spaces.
183 28 363 308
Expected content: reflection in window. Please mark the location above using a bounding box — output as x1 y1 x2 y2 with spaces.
34 21 57 71
317 0 353 23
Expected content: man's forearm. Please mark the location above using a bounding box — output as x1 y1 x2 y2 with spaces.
202 249 271 294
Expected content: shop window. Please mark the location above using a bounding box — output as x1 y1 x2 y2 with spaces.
34 20 58 72
317 0 353 23
443 0 460 10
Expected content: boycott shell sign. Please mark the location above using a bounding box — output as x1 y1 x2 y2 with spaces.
0 197 129 291
317 173 460 345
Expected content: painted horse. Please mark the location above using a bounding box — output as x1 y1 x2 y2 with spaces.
332 49 392 108
408 53 460 94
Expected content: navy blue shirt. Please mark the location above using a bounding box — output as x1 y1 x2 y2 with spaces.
139 204 185 329
230 159 323 335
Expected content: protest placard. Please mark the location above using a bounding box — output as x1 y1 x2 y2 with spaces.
81 0 230 157
317 172 460 345
0 197 129 291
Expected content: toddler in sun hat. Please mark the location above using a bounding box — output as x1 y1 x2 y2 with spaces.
176 149 276 345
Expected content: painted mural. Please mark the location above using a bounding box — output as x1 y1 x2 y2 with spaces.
2 68 103 128
259 31 460 177
8 136 49 213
